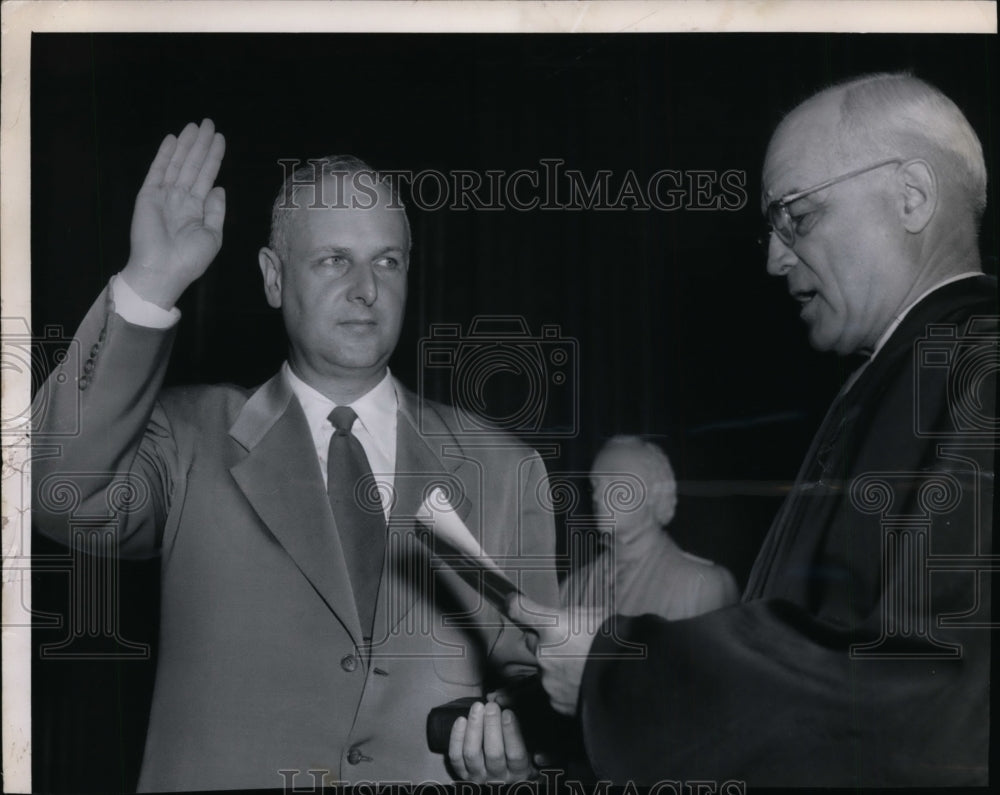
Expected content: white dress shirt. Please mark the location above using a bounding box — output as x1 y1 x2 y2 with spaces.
111 273 398 518
283 363 397 519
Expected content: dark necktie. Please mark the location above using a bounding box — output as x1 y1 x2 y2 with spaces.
326 406 386 640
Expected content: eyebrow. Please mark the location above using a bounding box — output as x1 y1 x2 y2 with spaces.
306 246 350 258
305 245 406 258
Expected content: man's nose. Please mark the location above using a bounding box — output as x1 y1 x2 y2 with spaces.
348 262 378 305
765 232 798 276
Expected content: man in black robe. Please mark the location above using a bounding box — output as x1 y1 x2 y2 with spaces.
505 72 997 786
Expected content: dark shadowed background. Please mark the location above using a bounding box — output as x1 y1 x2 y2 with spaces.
29 32 997 792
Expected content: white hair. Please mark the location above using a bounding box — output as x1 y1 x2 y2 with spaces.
598 435 678 526
267 154 411 261
832 72 987 221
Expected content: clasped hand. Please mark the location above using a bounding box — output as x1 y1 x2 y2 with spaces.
448 594 601 782
448 697 539 783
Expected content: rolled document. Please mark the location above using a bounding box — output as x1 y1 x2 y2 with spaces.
416 486 523 618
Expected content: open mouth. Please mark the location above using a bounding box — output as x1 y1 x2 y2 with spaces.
792 289 817 305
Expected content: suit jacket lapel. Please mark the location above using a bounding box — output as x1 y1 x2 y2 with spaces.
392 384 473 522
229 372 364 646
377 384 474 636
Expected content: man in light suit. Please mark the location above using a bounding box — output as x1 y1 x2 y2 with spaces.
500 73 996 786
32 120 557 789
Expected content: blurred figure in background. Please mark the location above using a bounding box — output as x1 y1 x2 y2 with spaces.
563 435 738 620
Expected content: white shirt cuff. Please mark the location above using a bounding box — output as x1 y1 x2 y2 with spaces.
111 273 181 329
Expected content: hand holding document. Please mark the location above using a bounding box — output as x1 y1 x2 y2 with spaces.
416 486 524 623
418 487 595 717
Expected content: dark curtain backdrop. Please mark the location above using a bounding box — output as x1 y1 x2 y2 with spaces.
29 32 997 792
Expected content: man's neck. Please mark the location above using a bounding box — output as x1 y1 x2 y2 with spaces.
899 260 981 318
858 269 983 365
287 359 389 405
902 219 982 305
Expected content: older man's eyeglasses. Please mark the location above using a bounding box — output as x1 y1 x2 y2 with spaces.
762 157 903 248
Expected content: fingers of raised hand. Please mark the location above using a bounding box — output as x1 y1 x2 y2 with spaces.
174 120 221 194
189 129 226 199
203 186 227 237
155 119 223 199
141 133 178 190
162 121 202 186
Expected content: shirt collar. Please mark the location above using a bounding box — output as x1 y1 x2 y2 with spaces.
868 272 982 362
282 363 398 441
840 272 981 396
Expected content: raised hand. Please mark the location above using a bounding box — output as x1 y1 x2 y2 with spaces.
122 119 226 309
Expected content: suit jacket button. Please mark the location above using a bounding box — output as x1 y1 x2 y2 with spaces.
340 654 357 672
78 377 90 390
90 344 100 357
347 747 363 765
83 360 95 373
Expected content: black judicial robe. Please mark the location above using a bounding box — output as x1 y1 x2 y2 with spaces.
581 275 997 786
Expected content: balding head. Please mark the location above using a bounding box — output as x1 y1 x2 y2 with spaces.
767 73 985 220
832 73 983 221
268 155 412 264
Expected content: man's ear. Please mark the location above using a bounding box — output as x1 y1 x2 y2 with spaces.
898 159 937 234
258 247 283 308
650 481 677 527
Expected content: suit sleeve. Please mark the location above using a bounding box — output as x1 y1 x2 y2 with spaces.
578 318 994 787
32 286 180 558
490 451 560 679
581 593 988 786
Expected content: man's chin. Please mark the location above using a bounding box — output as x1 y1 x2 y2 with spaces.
808 331 864 357
323 338 387 367
327 355 388 375
806 326 832 352
294 346 389 380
